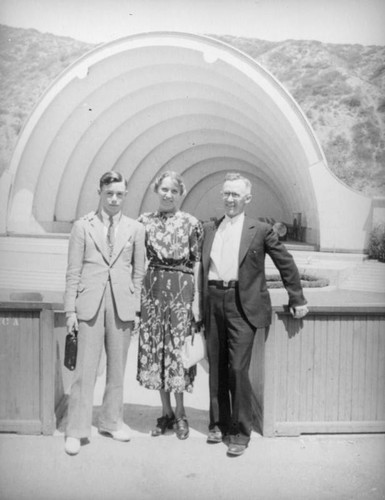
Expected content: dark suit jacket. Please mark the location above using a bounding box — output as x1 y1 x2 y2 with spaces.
201 215 307 328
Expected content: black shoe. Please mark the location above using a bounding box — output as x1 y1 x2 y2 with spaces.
151 414 175 437
227 443 247 457
207 429 223 444
175 416 189 440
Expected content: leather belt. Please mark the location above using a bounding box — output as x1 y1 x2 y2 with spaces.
149 263 193 275
208 280 238 289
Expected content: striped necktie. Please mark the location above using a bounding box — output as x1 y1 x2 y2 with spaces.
107 216 115 257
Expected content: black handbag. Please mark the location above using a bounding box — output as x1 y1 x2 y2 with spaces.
64 330 78 371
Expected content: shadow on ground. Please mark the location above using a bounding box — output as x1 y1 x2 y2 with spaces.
57 402 209 435
99 404 208 435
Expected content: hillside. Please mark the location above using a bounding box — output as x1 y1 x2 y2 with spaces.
1 25 384 196
0 25 95 173
212 35 385 196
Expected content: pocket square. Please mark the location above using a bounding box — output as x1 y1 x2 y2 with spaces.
124 237 133 249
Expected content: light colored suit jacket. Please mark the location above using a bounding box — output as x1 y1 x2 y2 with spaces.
202 215 307 328
64 211 145 322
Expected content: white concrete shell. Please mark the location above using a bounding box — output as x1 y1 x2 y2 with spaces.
1 32 376 251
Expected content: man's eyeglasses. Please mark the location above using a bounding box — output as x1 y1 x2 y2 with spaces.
222 191 242 199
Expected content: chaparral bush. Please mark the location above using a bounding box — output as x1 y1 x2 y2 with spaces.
368 223 385 262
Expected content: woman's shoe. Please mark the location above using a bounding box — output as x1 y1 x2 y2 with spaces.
175 416 189 440
151 414 175 437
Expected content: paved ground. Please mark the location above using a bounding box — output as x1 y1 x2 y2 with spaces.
1 415 384 500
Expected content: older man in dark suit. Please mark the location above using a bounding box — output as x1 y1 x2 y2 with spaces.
201 172 308 457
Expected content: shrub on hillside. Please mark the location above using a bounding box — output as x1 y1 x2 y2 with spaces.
341 95 361 108
368 223 385 262
377 99 385 113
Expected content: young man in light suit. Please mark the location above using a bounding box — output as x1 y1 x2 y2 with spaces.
64 171 145 455
201 172 308 457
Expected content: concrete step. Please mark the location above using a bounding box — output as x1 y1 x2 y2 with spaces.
0 236 68 292
265 250 364 286
0 269 66 292
288 249 367 263
339 261 385 293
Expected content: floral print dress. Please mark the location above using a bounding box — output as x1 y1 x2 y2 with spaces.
137 211 203 393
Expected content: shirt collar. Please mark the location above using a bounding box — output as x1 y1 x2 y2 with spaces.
156 209 179 219
101 210 121 224
224 212 245 225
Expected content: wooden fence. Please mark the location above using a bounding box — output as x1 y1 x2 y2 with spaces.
1 300 384 436
0 302 56 434
251 306 385 436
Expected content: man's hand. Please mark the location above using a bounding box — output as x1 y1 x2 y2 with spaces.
290 305 309 319
66 312 78 334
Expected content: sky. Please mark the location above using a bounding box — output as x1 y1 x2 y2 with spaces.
1 0 385 46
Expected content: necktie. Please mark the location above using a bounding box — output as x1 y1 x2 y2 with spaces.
107 216 115 257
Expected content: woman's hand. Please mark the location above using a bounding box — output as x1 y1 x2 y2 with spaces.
132 312 141 336
192 293 202 324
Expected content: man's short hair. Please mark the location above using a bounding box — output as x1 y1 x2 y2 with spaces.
153 170 186 196
224 172 252 194
99 171 128 190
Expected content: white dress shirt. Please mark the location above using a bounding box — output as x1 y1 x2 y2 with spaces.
101 210 121 239
209 212 244 281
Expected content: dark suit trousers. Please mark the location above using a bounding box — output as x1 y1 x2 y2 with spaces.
206 284 256 445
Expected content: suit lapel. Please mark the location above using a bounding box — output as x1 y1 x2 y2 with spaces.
238 215 257 266
203 217 223 270
88 212 110 263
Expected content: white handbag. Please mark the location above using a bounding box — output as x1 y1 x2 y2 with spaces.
181 329 207 369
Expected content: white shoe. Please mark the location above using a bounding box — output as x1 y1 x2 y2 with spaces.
100 424 131 442
65 437 81 455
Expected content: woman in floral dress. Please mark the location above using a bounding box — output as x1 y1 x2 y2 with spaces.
137 171 203 440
